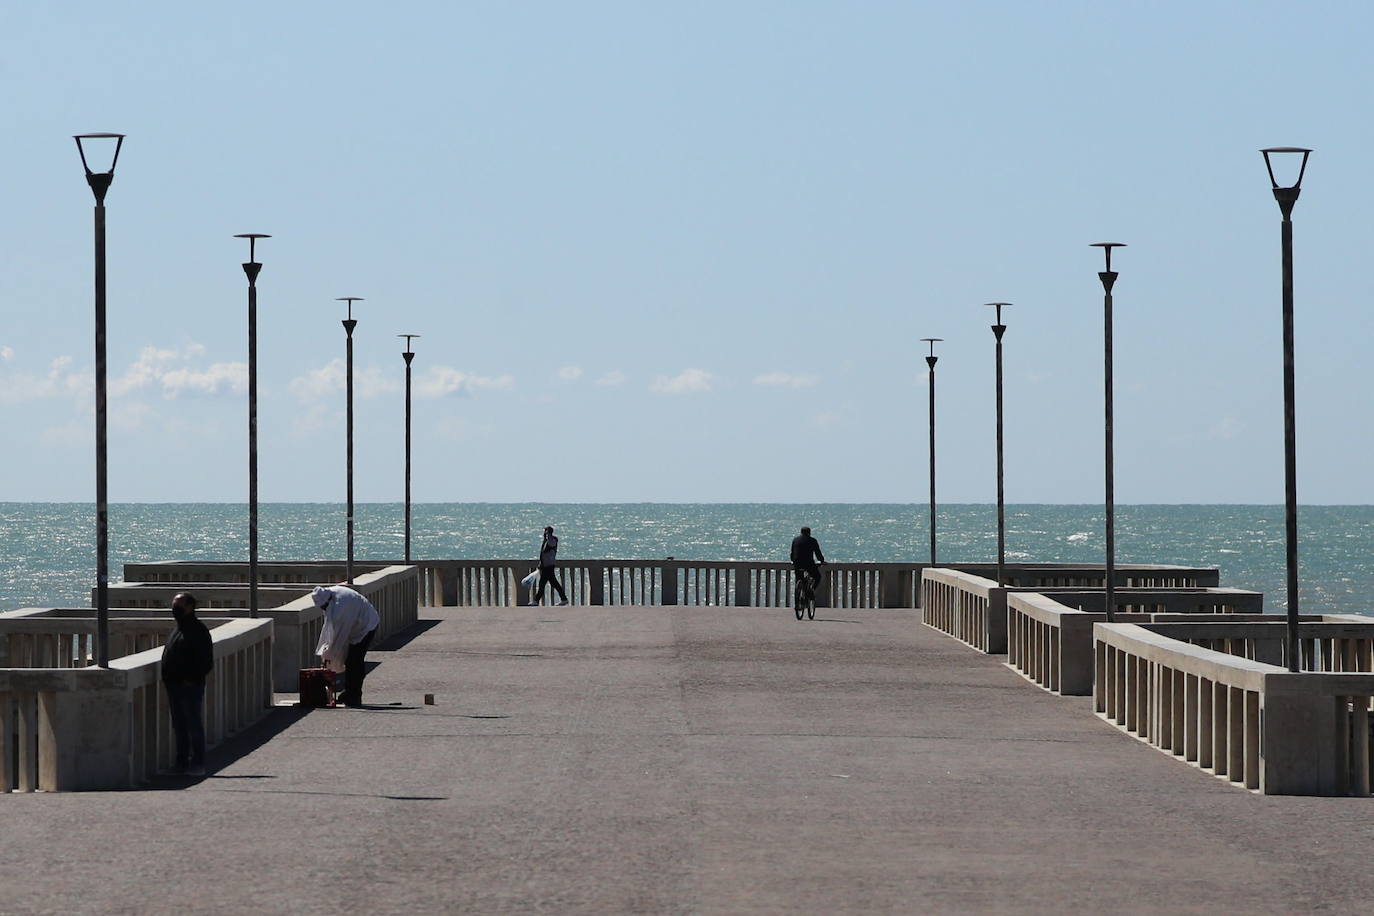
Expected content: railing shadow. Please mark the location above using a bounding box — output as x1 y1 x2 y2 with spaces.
146 702 310 790
373 618 442 652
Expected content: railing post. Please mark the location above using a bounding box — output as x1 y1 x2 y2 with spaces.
815 567 832 608
733 566 749 607
441 567 458 607
658 564 675 606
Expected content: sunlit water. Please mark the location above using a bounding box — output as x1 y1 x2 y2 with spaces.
2 503 1372 615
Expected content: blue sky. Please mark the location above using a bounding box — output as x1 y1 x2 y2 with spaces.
2 1 1372 503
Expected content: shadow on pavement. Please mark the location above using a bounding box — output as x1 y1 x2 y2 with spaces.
147 703 311 790
373 618 443 652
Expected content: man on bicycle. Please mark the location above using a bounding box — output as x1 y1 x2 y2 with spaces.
790 526 827 599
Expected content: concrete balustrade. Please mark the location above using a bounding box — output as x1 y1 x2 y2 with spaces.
921 568 1005 652
98 565 420 690
118 558 1216 610
1094 621 1374 795
1144 618 1374 672
419 559 1216 610
925 566 1264 659
1 617 273 792
122 561 387 585
1005 590 1270 695
0 614 238 669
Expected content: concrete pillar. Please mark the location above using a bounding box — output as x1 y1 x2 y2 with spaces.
986 589 1008 654
1260 692 1341 794
656 565 673 609
441 568 458 607
733 567 749 607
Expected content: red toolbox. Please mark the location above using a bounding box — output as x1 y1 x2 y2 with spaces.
299 667 336 708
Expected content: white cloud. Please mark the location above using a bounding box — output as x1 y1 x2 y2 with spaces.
0 355 89 404
595 370 627 387
1 346 13 361
558 366 583 382
159 362 247 397
651 368 715 394
754 372 818 389
289 360 345 402
111 400 155 431
415 366 515 398
112 344 244 398
287 359 398 403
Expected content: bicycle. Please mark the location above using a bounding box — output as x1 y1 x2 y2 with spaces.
794 566 821 621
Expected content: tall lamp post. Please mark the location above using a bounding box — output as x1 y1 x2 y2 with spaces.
235 234 270 618
398 334 420 564
986 303 1011 587
1262 146 1311 672
337 297 363 585
921 338 943 565
1091 243 1125 623
74 132 124 668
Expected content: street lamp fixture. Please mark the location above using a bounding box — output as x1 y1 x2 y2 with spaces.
1261 146 1311 672
74 132 125 668
986 302 1011 587
399 334 420 564
234 234 270 618
920 338 943 566
337 297 363 584
1091 242 1125 623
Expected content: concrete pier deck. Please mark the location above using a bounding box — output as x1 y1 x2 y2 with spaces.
6 604 1374 914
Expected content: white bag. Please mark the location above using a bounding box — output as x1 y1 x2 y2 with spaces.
520 569 539 589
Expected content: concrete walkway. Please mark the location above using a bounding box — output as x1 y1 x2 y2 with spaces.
6 605 1374 914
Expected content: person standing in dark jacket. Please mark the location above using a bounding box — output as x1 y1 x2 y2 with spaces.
161 592 214 775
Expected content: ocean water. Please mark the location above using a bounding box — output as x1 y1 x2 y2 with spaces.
1 503 1372 615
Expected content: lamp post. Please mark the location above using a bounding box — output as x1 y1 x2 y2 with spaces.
986 303 1011 587
921 338 942 565
1091 243 1125 623
1262 146 1311 672
398 334 420 564
234 234 269 618
337 297 363 585
74 132 124 668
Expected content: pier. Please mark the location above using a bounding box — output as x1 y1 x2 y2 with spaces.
6 558 1374 912
7 594 1374 913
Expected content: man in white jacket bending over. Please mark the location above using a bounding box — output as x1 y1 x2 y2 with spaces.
313 585 381 707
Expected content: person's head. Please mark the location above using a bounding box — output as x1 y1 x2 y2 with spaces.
171 592 197 620
544 526 554 535
800 526 811 537
311 586 335 612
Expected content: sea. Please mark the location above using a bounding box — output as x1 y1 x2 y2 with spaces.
2 503 1372 616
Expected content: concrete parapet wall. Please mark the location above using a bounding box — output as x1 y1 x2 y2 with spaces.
412 560 1219 610
1093 621 1374 795
921 568 1007 653
10 566 418 696
1 617 273 792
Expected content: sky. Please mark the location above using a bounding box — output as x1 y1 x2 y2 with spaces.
2 0 1373 504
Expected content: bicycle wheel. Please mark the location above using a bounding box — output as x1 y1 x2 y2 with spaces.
806 595 815 620
794 582 805 620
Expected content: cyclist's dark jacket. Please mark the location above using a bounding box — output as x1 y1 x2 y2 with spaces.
790 535 826 569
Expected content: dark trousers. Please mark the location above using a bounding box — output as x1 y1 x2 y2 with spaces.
535 565 567 602
341 627 376 706
166 681 206 768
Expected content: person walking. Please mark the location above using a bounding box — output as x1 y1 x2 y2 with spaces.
529 525 569 605
161 592 214 776
313 584 381 707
